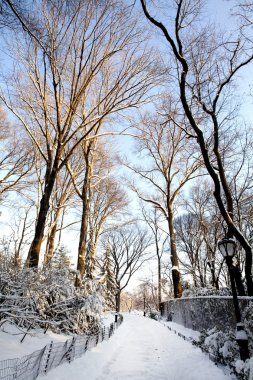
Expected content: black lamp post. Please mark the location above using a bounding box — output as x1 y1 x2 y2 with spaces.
143 291 146 317
218 237 249 361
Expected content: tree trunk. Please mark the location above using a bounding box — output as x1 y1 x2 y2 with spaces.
76 160 91 286
28 161 59 268
179 55 253 295
140 0 253 296
208 261 219 290
85 240 96 279
115 291 121 312
168 206 182 298
157 256 162 306
44 208 60 267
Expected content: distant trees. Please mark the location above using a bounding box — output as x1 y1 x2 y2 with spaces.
174 182 224 289
0 0 158 271
67 139 128 283
103 225 152 311
126 99 201 297
141 205 167 306
140 0 253 295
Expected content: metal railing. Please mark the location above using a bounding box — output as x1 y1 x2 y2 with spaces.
0 314 123 380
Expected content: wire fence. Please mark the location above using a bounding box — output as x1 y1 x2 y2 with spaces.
163 323 242 380
0 314 123 380
162 322 229 366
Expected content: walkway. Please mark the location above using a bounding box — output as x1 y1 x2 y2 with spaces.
40 314 231 380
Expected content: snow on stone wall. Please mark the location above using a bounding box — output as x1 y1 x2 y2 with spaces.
161 297 253 332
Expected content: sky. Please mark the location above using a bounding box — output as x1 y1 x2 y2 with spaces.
0 0 253 292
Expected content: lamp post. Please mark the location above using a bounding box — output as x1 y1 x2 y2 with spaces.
218 237 249 361
143 290 146 317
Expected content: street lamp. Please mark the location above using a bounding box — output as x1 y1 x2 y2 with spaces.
143 290 146 317
218 237 249 361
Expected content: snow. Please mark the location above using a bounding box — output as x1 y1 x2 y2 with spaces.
161 320 200 341
37 313 231 380
0 323 67 361
236 330 248 340
249 357 253 380
0 312 116 361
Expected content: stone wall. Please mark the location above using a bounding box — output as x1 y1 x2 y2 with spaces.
160 296 253 332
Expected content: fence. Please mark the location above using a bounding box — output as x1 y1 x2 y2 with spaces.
0 314 123 380
161 322 221 364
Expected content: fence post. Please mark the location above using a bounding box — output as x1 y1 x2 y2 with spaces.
67 336 76 363
109 323 114 338
44 341 53 374
13 358 19 380
84 336 89 353
96 331 99 345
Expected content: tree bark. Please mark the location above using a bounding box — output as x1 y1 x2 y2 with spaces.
76 158 91 286
157 256 162 306
28 158 59 268
115 291 121 312
168 206 182 298
44 207 61 267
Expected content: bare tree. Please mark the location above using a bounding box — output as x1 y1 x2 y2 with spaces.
43 166 76 266
140 0 253 295
67 137 128 283
0 108 33 199
125 100 201 297
5 203 34 266
0 0 158 268
141 205 167 306
103 224 152 311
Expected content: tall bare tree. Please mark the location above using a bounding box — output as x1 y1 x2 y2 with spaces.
140 0 253 295
67 136 128 283
141 205 167 306
0 0 158 268
125 100 201 297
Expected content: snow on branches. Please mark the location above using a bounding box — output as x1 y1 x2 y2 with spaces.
0 256 104 334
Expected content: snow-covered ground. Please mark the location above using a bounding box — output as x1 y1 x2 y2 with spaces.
36 313 231 380
161 320 200 341
0 323 67 361
0 311 115 361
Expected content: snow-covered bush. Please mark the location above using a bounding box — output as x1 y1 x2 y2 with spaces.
0 257 105 334
182 286 231 298
147 309 160 320
243 304 253 354
99 246 117 311
193 327 250 379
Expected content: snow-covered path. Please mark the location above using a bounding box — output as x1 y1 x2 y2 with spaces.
40 314 231 380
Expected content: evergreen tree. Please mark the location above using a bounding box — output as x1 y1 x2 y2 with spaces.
99 246 117 310
51 245 71 270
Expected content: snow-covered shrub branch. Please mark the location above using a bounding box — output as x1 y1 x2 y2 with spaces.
0 257 105 334
193 327 251 379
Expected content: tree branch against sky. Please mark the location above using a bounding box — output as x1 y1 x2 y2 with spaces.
103 224 152 311
124 97 202 298
140 0 253 295
0 0 159 269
